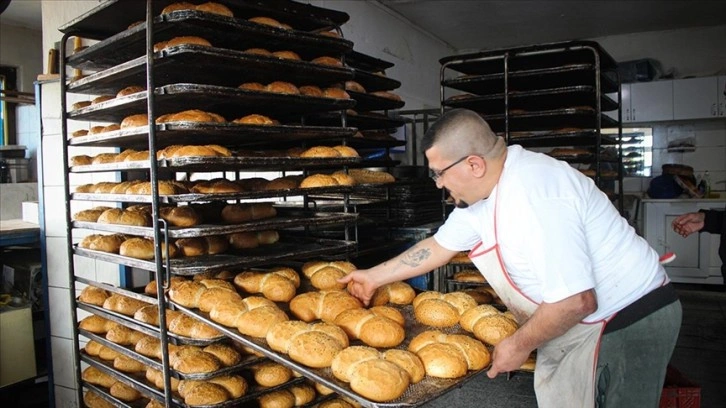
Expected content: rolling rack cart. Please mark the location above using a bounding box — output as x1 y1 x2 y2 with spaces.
58 0 361 406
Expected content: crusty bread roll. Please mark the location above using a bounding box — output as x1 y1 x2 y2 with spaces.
84 391 116 408
91 181 119 193
92 95 114 104
462 288 494 305
153 36 211 53
344 81 366 93
89 125 106 135
227 232 259 249
459 304 518 346
112 354 147 374
300 174 339 188
125 180 189 195
244 47 272 56
248 16 291 30
157 109 225 124
206 296 288 338
169 313 222 339
233 267 300 302
120 113 148 128
157 205 201 227
318 399 356 408
453 269 486 283
322 87 350 99
195 2 234 17
333 306 405 348
266 321 348 368
73 206 114 222
312 56 343 67
232 114 275 125
119 237 178 260
161 1 195 14
265 81 300 95
97 208 152 227
301 260 356 290
258 389 295 408
170 346 222 374
272 50 301 60
114 149 137 162
82 366 116 388
339 169 395 184
78 286 110 306
79 234 126 253
177 380 229 406
288 384 316 406
251 361 293 387
91 153 117 165
369 281 416 306
264 175 301 190
220 202 276 224
450 251 472 264
71 129 89 137
239 82 265 91
299 85 323 97
408 330 490 378
78 315 117 334
332 145 359 157
133 304 182 330
105 324 146 347
330 346 412 402
116 86 144 98
71 101 91 110
102 294 150 317
289 290 362 322
203 343 242 367
413 291 478 328
85 340 115 358
300 146 340 158
70 155 92 166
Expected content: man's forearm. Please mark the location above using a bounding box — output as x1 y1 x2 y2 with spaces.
367 237 455 287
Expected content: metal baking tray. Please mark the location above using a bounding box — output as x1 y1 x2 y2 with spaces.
73 237 356 275
68 84 356 123
507 129 619 148
71 185 356 204
70 154 362 173
77 302 225 346
480 108 619 133
73 210 358 239
307 112 406 131
67 122 358 149
352 68 402 93
80 328 263 381
66 10 352 71
440 41 618 75
347 91 405 112
171 303 492 408
342 136 406 149
345 50 395 72
77 276 156 305
443 86 618 114
67 45 354 95
82 382 148 408
443 64 619 95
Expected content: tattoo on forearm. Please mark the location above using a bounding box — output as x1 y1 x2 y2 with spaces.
400 247 431 267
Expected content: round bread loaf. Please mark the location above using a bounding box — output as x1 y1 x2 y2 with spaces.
342 169 396 184
203 343 241 367
175 237 208 257
73 206 114 222
78 285 110 306
196 2 233 17
272 50 301 60
161 2 195 13
97 208 152 227
116 86 144 98
109 381 142 402
331 346 411 402
89 125 106 135
408 330 490 378
124 151 150 162
233 267 299 302
383 349 426 383
299 85 323 97
159 206 201 227
79 234 126 253
125 181 188 195
252 361 292 387
71 129 89 137
267 321 349 368
105 324 145 346
300 146 341 158
71 101 91 110
158 109 225 123
462 288 494 304
114 149 137 162
91 153 117 165
413 291 477 327
170 347 222 374
103 294 150 317
146 367 180 392
120 113 148 128
92 95 114 104
244 47 272 56
453 269 486 283
178 380 229 406
264 176 301 190
333 306 406 348
322 87 350 99
288 384 315 406
232 114 275 125
239 82 265 91
258 390 295 408
289 290 362 322
248 16 290 30
312 56 343 67
344 81 366 93
79 315 117 334
82 366 116 389
119 237 178 260
301 260 356 290
331 173 356 186
228 232 259 249
103 124 121 132
332 145 359 157
369 281 416 306
154 36 211 53
109 181 142 194
221 202 276 224
266 81 300 95
459 305 518 346
112 355 146 374
300 174 338 188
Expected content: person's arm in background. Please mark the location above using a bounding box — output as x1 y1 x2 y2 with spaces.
673 208 724 237
700 208 724 235
339 236 457 305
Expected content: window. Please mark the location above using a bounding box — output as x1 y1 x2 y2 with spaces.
602 127 653 177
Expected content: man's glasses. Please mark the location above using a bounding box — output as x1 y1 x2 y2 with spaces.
429 155 469 182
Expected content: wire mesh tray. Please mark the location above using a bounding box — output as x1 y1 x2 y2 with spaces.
60 0 350 41
66 9 352 71
82 382 149 408
71 185 356 204
67 45 354 96
70 154 362 173
80 328 263 381
68 84 356 123
351 68 402 93
443 64 618 95
171 303 492 408
73 210 358 239
307 112 406 131
67 122 358 149
346 91 405 112
481 108 619 133
73 237 356 275
77 302 225 346
443 86 618 114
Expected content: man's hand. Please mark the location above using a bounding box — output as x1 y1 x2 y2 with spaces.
486 336 530 378
672 212 705 237
337 270 378 306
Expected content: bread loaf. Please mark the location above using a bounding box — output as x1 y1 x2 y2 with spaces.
125 181 189 195
370 90 402 101
301 260 356 290
112 354 147 374
146 367 180 392
221 202 276 224
453 269 486 283
318 399 356 408
79 234 126 253
330 346 411 402
203 343 241 367
156 109 225 123
459 304 518 346
79 315 117 334
300 174 339 188
91 153 117 165
332 145 359 157
264 175 301 190
266 81 300 95
83 391 115 408
408 330 491 378
299 85 323 97
82 366 117 388
369 281 416 306
70 155 92 166
312 56 343 67
289 290 362 322
168 313 222 339
248 16 291 30
195 2 233 17
72 129 89 138
233 267 300 302
73 206 115 222
109 381 142 401
191 179 243 194
116 86 144 98
120 113 148 128
251 361 292 387
412 291 477 328
272 50 301 60
153 36 211 53
244 48 272 56
120 237 178 260
97 208 152 227
159 206 201 227
170 346 222 374
71 101 91 110
266 321 348 368
232 114 275 125
344 81 366 93
143 276 187 296
322 87 349 99
300 146 340 158
105 324 146 346
333 306 406 348
205 295 287 338
78 285 110 306
177 380 229 406
338 169 395 184
92 95 114 104
258 390 295 408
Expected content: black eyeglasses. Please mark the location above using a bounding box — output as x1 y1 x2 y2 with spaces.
429 155 469 182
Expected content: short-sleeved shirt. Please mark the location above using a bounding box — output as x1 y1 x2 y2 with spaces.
435 145 667 322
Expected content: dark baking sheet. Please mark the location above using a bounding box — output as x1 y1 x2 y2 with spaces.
67 10 352 70
68 84 356 123
307 112 406 131
507 129 620 148
352 68 402 92
478 108 619 133
60 0 350 41
71 185 355 204
342 136 406 149
440 41 618 74
67 45 354 95
73 210 358 239
345 50 395 72
347 90 405 112
172 303 491 408
73 237 356 275
67 122 358 149
443 86 618 114
71 156 362 173
443 64 618 95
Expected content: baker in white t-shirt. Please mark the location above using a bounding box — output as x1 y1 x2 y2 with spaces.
340 108 682 408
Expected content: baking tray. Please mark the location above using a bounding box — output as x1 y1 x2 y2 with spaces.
59 0 350 41
73 210 358 239
70 154 362 173
307 112 406 131
68 84 356 123
443 86 618 114
352 68 402 93
71 185 356 204
73 237 356 275
345 50 395 72
67 45 354 95
507 129 619 148
66 9 352 71
80 328 263 380
479 108 619 133
67 122 358 149
347 91 405 112
77 276 156 305
77 302 225 346
82 382 149 408
171 303 492 408
443 64 619 95
440 41 618 74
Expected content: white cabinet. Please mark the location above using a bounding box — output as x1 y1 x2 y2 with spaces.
643 200 724 284
606 81 673 123
719 76 726 117
673 76 721 119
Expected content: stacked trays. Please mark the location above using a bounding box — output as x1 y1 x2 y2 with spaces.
439 40 624 212
60 1 360 407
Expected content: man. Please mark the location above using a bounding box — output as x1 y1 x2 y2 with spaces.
340 109 682 408
673 207 726 290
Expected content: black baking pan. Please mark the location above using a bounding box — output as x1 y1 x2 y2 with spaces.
443 64 619 95
506 129 620 149
67 45 354 95
443 86 618 115
68 122 358 150
60 0 350 41
68 84 356 123
345 50 395 72
352 68 402 93
346 90 405 112
306 111 406 131
478 108 619 133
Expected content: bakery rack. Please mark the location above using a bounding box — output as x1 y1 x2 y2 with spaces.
439 40 624 214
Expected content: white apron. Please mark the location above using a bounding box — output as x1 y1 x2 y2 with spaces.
468 188 606 408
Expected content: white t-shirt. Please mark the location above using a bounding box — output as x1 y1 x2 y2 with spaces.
435 145 667 322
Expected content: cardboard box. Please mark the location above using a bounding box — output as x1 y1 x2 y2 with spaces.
22 201 39 224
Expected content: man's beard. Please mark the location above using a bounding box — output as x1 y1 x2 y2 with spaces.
446 189 469 209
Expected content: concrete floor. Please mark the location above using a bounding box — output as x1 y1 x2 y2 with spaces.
425 283 726 408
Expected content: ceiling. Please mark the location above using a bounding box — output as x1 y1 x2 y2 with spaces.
1 0 725 51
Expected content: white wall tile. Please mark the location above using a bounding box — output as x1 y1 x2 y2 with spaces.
41 84 61 119
48 287 73 339
682 147 726 173
95 260 122 286
43 186 70 237
50 336 79 389
42 117 62 137
54 385 79 408
42 134 65 187
46 237 71 288
73 254 97 282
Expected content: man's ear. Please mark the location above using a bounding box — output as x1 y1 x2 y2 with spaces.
469 156 486 177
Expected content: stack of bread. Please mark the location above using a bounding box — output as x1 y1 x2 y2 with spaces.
411 291 478 327
233 267 300 302
407 330 490 379
265 320 349 368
